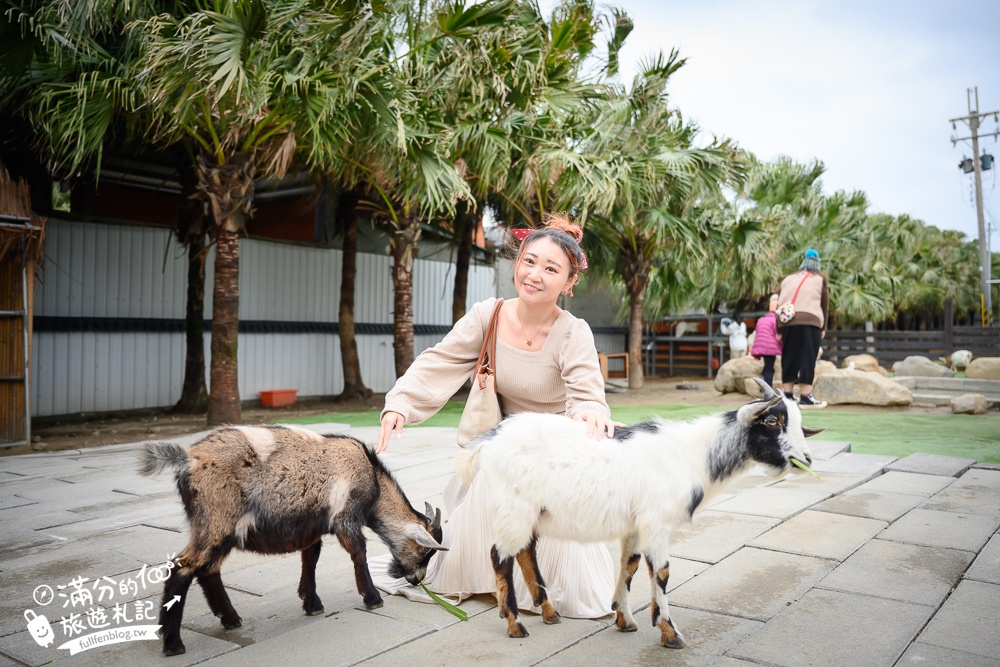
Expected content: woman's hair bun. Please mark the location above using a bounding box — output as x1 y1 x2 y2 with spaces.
542 212 583 243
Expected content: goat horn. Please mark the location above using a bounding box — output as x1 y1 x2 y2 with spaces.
432 507 442 532
424 501 434 522
752 377 780 401
802 426 826 438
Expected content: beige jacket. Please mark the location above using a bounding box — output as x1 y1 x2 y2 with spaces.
382 298 610 424
777 270 829 329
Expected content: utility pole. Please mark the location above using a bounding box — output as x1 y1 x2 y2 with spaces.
951 87 999 325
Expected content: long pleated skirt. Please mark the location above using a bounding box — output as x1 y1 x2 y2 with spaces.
368 471 615 619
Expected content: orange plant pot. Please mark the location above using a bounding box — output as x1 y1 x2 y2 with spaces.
260 389 297 408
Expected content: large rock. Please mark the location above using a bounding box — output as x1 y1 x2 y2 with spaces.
714 355 764 394
950 393 988 415
814 360 838 378
813 369 913 406
965 357 1000 380
892 355 955 378
843 354 880 373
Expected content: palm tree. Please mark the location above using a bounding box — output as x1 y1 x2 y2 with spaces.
131 0 396 423
575 52 745 388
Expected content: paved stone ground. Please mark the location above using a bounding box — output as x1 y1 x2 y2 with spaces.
1 424 998 667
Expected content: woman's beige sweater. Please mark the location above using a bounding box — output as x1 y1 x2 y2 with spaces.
382 297 610 424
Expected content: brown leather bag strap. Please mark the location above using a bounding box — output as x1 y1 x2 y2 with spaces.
476 299 504 380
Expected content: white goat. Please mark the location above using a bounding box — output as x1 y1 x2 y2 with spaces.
950 349 973 371
719 318 748 359
456 379 819 648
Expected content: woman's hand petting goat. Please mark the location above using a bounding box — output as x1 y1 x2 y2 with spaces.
454 379 821 647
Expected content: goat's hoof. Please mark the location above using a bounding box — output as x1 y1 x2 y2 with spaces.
543 613 561 625
615 610 637 632
303 597 325 615
508 623 528 638
364 598 384 610
220 614 242 629
305 606 325 616
162 640 186 656
662 634 686 649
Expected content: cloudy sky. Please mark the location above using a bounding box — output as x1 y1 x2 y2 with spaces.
540 0 1000 247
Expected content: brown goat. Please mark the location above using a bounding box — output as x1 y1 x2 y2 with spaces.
139 425 445 656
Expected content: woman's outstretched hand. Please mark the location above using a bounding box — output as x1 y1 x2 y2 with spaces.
377 411 405 454
572 412 626 440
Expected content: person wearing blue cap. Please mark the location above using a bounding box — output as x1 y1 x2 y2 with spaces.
775 249 829 408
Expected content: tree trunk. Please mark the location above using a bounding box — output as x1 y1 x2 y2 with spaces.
207 229 241 425
172 232 209 413
335 188 372 401
197 151 254 426
627 284 646 389
451 201 476 324
173 160 209 414
389 214 421 377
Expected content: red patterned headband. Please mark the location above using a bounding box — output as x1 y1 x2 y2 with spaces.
510 228 588 270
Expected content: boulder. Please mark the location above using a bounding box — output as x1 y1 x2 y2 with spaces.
714 356 764 394
843 354 880 373
950 393 989 415
892 355 955 378
814 360 838 378
813 369 913 406
965 357 1000 380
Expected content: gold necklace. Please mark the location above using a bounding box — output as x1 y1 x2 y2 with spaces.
517 308 553 347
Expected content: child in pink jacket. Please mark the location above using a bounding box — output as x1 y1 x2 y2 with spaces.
751 295 783 388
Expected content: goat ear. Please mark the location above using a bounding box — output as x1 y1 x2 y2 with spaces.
405 523 447 551
424 501 434 522
802 426 825 438
737 394 781 427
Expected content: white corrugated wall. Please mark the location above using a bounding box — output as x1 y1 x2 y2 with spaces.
31 219 497 416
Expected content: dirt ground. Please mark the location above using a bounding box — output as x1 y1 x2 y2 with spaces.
5 375 957 457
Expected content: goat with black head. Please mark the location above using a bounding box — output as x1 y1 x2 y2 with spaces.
454 378 821 647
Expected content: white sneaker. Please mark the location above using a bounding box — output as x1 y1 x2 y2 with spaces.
799 394 827 409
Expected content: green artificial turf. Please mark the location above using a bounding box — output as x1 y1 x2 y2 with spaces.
282 402 1000 465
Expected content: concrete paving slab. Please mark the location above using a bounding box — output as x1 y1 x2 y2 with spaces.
884 452 976 477
354 603 606 667
0 530 63 558
0 495 37 511
810 451 897 476
668 548 837 622
921 482 1000 516
817 538 973 606
537 607 763 667
198 606 438 667
856 469 955 496
747 510 886 560
958 467 1000 490
767 470 871 496
897 640 1000 667
880 508 999 552
812 488 924 522
917 579 1000 661
670 511 779 564
727 588 932 667
806 440 851 460
709 486 831 519
0 623 239 666
0 508 96 533
965 533 1000 584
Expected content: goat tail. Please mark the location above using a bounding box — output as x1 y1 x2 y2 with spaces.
138 441 189 477
453 446 480 484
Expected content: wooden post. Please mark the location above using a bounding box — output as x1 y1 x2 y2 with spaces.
944 299 954 353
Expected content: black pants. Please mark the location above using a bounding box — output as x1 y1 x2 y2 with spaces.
761 356 776 387
780 325 822 385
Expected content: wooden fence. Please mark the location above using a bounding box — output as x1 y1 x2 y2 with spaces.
642 314 999 378
823 326 1000 367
